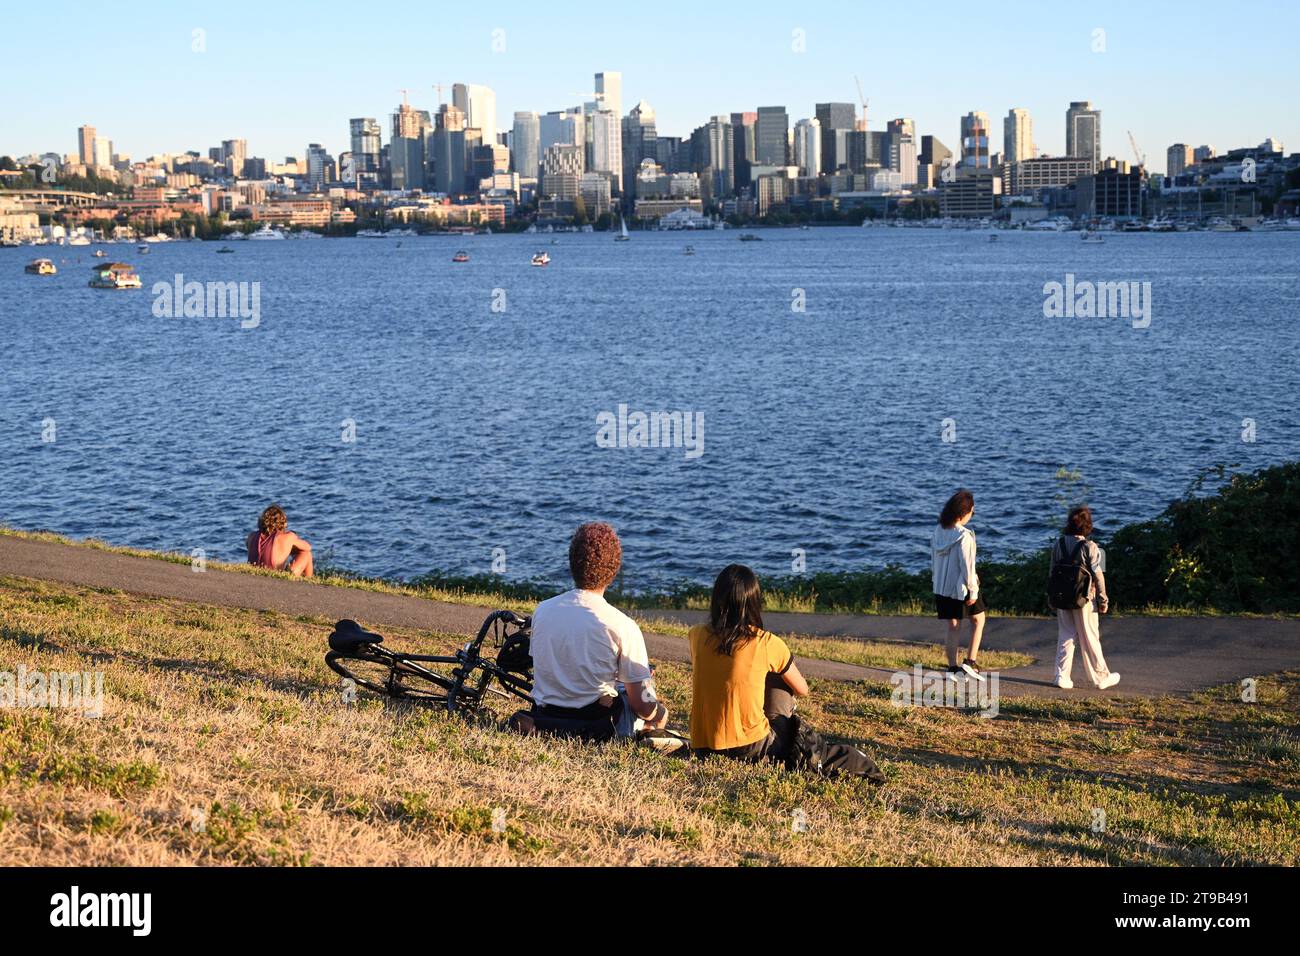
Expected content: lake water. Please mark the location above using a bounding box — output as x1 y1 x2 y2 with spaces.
2 228 1297 590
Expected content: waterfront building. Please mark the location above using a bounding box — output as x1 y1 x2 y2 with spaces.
940 168 999 217
1004 108 1035 163
1167 143 1193 177
1066 101 1102 171
1006 156 1097 194
1077 164 1142 219
794 118 822 178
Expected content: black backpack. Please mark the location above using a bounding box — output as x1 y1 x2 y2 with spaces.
1047 536 1093 610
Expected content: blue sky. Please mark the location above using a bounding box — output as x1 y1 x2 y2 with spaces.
2 0 1297 172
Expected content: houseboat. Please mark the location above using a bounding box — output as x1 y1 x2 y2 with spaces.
89 262 142 289
25 258 57 275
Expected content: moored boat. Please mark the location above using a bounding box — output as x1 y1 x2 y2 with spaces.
88 262 142 289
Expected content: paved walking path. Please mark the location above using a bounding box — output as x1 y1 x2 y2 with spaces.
2 534 1297 698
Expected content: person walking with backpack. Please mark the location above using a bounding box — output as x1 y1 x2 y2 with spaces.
1049 505 1120 690
931 489 987 681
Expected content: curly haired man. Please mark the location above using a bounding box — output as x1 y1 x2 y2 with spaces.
520 522 668 741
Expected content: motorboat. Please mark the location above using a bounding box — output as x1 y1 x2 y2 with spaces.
25 258 56 275
452 251 470 263
248 224 286 240
88 262 142 289
530 251 550 266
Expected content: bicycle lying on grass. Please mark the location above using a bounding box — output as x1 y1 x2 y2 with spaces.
324 610 534 716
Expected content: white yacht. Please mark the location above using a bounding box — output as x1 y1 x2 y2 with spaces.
248 224 286 240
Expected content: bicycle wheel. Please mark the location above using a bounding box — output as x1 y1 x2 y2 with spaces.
326 651 455 703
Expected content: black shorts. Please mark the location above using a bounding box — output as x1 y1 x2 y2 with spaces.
935 593 987 620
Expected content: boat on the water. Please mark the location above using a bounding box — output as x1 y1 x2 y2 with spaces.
25 258 57 275
615 215 630 242
137 245 150 254
684 245 695 255
1082 231 1105 243
93 249 106 257
248 224 286 240
88 262 142 289
738 233 762 241
530 251 550 267
216 246 235 254
452 251 469 263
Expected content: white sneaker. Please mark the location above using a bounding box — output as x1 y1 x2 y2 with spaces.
1055 675 1074 689
1097 673 1122 690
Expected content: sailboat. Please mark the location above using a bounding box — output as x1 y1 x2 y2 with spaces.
614 214 630 242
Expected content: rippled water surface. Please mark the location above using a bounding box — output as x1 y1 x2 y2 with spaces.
2 229 1297 589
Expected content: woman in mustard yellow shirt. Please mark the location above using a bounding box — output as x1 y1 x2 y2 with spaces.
688 565 885 783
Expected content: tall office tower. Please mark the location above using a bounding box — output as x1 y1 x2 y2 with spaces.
622 101 657 198
452 83 497 140
920 135 954 178
77 125 96 165
815 102 856 173
884 118 917 184
594 71 622 118
541 143 585 199
960 111 991 168
691 116 734 197
754 107 789 166
430 104 467 194
1065 101 1102 170
540 108 583 155
729 111 757 190
305 143 333 188
222 138 247 177
1166 143 1193 177
1193 145 1215 163
349 118 381 176
794 118 822 178
392 97 431 141
511 111 541 180
590 109 623 193
1003 108 1035 163
93 138 113 169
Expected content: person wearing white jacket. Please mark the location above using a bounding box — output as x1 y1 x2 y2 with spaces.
931 489 987 681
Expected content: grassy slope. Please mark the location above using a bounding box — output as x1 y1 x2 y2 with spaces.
1 575 1297 866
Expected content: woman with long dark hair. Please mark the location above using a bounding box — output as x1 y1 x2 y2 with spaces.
931 489 985 680
1053 506 1120 690
687 564 885 782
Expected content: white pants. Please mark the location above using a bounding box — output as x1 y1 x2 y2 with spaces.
1055 603 1112 687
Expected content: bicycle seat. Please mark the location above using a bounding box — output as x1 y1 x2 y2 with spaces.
329 619 384 652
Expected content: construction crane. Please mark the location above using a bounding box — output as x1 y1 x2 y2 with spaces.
399 88 409 107
854 75 870 131
1127 130 1146 169
433 84 446 106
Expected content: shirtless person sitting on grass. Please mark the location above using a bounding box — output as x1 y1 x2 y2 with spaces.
246 504 313 578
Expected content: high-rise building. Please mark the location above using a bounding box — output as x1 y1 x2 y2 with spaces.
691 115 734 199
349 118 381 178
452 84 497 140
1193 145 1215 163
1004 108 1035 164
305 143 333 189
794 118 821 178
622 101 657 199
93 138 113 169
755 107 789 166
594 72 622 118
960 112 991 168
222 138 247 178
589 109 623 193
77 125 96 166
541 143 585 199
1066 101 1102 170
540 109 583 155
815 103 856 174
392 97 431 141
884 118 918 185
511 111 540 180
431 104 467 194
1166 143 1193 177
730 111 757 189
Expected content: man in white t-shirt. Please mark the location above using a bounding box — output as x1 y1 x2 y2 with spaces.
521 522 669 741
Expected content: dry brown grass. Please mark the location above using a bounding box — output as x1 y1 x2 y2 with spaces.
1 574 1297 866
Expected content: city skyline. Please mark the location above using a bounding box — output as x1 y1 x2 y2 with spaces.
2 0 1298 175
